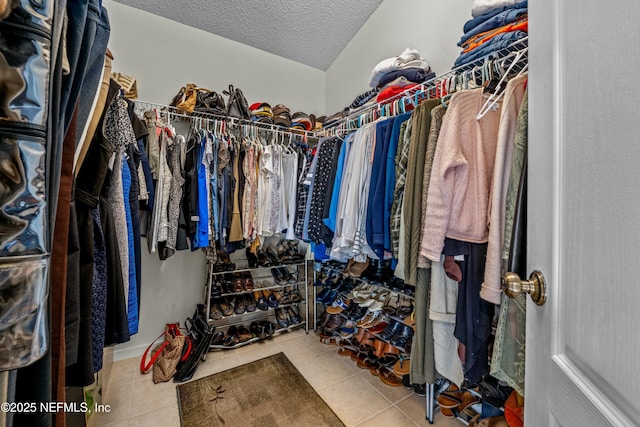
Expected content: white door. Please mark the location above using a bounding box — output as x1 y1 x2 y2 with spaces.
526 1 640 426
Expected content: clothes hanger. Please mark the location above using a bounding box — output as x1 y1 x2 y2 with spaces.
476 48 527 120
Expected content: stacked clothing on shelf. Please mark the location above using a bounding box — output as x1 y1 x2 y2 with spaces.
321 48 435 128
249 102 274 124
454 1 528 68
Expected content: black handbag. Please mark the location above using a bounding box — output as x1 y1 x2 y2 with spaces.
223 84 250 120
194 90 227 116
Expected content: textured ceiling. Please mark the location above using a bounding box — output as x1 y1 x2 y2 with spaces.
112 0 383 70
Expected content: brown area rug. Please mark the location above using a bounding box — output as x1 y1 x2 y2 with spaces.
176 352 345 427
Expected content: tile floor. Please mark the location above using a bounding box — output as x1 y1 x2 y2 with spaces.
91 329 463 426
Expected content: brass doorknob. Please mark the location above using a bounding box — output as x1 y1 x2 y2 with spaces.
502 270 547 306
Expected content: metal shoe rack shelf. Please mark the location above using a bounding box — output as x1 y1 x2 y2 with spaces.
204 260 310 350
315 264 415 345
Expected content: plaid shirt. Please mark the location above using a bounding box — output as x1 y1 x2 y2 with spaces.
390 119 412 257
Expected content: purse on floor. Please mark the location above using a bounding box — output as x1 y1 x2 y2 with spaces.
140 323 191 383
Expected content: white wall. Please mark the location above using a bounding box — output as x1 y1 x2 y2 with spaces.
103 0 326 361
325 0 472 114
103 0 326 114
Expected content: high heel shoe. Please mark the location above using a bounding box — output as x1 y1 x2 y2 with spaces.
246 248 259 268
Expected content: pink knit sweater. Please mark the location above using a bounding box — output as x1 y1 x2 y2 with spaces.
421 88 502 261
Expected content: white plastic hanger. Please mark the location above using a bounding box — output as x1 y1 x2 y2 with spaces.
476 48 527 120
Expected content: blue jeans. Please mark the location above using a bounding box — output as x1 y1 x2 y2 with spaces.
463 0 527 33
459 6 528 46
454 30 527 68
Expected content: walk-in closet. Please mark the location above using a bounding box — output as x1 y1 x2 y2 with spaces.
1 0 638 426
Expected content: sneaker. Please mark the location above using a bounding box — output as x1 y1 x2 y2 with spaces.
414 383 427 396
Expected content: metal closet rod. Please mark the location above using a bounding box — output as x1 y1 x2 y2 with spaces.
133 100 319 138
320 35 529 134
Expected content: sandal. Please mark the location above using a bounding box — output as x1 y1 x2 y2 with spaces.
392 355 410 376
437 384 463 409
377 366 403 387
396 297 414 319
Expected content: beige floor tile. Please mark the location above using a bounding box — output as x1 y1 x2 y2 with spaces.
293 351 358 390
93 419 129 427
129 377 180 418
356 406 418 427
236 340 283 364
279 333 334 362
94 382 133 424
334 348 365 373
396 393 463 426
109 357 138 387
190 352 241 381
317 375 392 426
357 369 414 404
267 326 307 343
126 403 180 427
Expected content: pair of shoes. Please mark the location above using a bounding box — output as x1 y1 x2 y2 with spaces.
231 272 255 292
209 301 223 320
283 286 302 304
275 306 301 328
344 257 370 278
222 324 254 346
258 289 279 309
213 255 235 272
257 247 271 267
439 388 480 418
250 321 275 339
234 293 257 314
271 266 295 285
253 291 269 311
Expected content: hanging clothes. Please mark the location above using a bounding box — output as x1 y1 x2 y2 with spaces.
481 74 528 304
282 146 299 240
490 90 528 396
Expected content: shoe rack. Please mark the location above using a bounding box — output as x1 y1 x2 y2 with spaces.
204 251 310 350
314 261 417 389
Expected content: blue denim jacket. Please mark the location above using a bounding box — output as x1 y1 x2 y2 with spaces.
454 31 527 68
459 6 527 46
